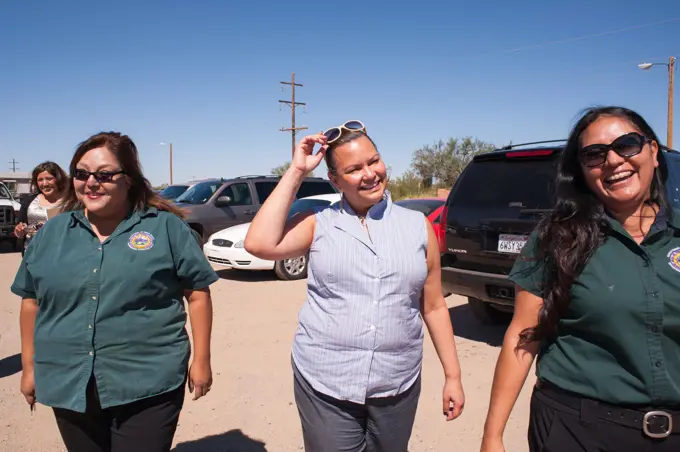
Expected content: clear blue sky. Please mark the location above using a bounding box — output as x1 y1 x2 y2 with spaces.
1 0 679 185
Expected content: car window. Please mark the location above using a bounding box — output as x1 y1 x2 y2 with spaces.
175 181 222 204
221 183 253 206
255 182 277 203
0 185 10 199
395 199 444 217
297 181 336 198
450 159 557 209
287 198 332 219
159 185 189 200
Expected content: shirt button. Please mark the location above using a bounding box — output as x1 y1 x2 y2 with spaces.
373 300 378 305
643 261 649 267
88 324 92 329
98 247 102 251
89 351 93 356
656 361 663 368
91 296 97 301
652 292 659 298
370 325 376 330
93 269 98 273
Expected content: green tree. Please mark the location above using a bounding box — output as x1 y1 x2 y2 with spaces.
411 136 495 187
271 161 314 177
271 162 291 176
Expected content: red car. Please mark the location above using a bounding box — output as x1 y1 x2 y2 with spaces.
394 198 447 252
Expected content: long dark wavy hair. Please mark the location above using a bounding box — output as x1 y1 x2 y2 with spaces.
518 106 670 346
61 132 184 218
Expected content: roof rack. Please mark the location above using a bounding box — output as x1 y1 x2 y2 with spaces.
499 139 567 151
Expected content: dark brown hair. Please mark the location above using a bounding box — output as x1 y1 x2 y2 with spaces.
518 106 669 347
325 131 379 175
60 132 185 218
31 161 68 195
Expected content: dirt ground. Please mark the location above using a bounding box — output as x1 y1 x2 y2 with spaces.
0 250 536 452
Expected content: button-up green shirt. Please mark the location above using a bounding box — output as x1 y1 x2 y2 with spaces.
510 209 680 406
11 207 219 413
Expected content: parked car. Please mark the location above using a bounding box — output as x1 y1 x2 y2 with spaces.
175 175 338 243
0 182 20 250
439 141 680 324
158 181 203 202
394 198 446 250
203 193 342 280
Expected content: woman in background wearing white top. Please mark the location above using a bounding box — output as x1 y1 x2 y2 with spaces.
245 121 465 452
14 161 68 254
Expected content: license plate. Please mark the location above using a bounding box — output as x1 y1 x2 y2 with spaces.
497 234 528 254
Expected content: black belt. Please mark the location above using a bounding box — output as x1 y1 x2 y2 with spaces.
536 380 680 439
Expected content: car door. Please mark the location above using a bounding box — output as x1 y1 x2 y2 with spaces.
213 182 256 233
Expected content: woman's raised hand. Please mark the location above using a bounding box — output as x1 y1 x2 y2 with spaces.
291 133 328 175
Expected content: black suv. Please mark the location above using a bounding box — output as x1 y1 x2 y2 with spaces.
173 175 337 242
440 141 680 324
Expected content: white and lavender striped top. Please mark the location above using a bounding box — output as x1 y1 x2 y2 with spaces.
292 191 429 404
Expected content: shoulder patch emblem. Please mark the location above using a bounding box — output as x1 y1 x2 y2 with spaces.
667 247 680 273
128 231 154 251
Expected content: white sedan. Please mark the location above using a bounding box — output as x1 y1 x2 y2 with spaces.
203 193 342 280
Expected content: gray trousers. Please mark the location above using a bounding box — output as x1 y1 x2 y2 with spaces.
293 363 421 452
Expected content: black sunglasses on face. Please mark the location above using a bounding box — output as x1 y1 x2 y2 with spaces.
72 169 124 183
579 132 652 168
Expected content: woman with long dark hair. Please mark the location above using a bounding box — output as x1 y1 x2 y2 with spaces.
14 161 68 254
12 132 218 452
481 106 680 451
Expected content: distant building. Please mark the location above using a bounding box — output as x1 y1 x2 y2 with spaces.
0 172 32 199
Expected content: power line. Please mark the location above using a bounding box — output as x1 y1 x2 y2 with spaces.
8 159 19 172
505 17 680 54
279 72 308 157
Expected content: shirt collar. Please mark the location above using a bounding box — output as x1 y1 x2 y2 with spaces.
69 206 158 227
339 190 392 220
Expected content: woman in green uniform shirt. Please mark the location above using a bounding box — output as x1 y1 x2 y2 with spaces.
481 106 680 452
11 132 219 452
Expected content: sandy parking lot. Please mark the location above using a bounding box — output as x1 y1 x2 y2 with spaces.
0 250 536 451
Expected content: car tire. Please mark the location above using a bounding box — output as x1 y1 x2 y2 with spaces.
274 254 308 280
467 297 510 325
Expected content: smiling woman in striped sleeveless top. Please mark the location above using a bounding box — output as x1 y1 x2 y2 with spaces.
245 121 465 452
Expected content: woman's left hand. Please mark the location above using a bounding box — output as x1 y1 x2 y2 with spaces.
442 376 465 421
188 359 212 401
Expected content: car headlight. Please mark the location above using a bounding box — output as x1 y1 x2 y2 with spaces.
234 240 245 248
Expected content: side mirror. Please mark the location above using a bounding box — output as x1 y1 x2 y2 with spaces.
216 195 232 206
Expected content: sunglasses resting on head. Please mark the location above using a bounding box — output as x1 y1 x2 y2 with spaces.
323 120 366 144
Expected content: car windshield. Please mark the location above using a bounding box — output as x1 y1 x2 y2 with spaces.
175 181 222 204
395 199 444 217
159 185 189 200
451 158 557 209
287 198 334 219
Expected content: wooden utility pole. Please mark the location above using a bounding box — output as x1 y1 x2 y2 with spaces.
668 56 675 149
279 72 307 156
8 159 18 172
169 142 173 185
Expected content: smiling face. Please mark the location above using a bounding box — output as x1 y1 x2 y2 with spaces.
328 135 388 213
580 116 659 213
36 171 57 197
73 146 130 218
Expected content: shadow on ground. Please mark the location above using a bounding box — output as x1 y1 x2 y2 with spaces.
173 429 267 452
448 304 508 347
0 353 22 379
215 269 280 283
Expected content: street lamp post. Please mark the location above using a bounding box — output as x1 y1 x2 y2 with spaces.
159 142 173 184
638 56 676 148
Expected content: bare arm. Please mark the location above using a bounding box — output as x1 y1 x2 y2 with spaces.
421 218 465 420
20 298 38 371
186 288 213 363
244 134 327 260
481 287 542 447
185 287 214 400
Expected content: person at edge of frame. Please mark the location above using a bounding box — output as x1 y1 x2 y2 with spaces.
481 106 680 452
